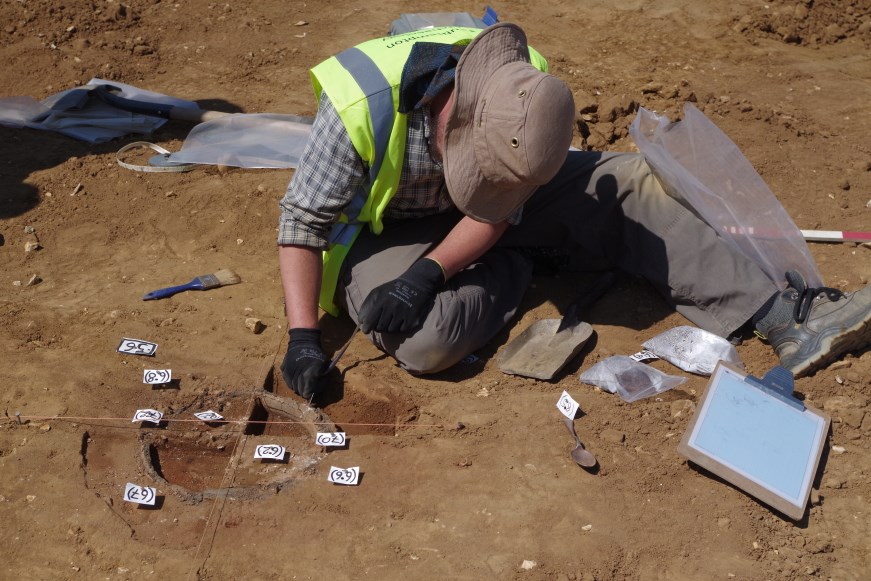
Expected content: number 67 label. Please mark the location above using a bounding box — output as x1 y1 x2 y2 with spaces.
124 483 156 506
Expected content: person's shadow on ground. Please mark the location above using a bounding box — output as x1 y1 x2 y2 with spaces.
0 97 245 220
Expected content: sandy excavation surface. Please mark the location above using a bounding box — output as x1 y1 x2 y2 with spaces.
1 1 870 579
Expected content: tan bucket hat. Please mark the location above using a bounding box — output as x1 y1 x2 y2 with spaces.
444 23 575 223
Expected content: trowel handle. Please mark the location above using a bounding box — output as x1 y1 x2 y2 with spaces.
92 84 231 123
562 271 616 325
166 106 232 123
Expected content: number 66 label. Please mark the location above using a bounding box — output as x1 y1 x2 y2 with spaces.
328 466 360 486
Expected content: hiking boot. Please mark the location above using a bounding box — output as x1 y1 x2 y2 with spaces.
755 271 871 377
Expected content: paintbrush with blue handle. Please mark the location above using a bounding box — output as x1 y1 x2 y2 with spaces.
142 268 241 300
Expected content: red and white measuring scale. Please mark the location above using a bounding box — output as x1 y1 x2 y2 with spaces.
801 230 871 243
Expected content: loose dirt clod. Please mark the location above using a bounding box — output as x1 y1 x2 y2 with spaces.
245 317 265 334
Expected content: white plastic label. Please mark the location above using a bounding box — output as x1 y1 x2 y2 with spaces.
118 338 158 356
124 483 156 506
630 350 660 362
556 390 580 420
328 466 360 486
254 444 286 460
315 432 347 447
132 409 163 424
194 411 224 422
143 369 171 384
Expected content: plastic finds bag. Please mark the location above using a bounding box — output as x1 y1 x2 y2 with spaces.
629 103 821 290
579 356 687 403
642 326 743 376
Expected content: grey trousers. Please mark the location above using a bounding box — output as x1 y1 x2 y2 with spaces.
336 151 776 374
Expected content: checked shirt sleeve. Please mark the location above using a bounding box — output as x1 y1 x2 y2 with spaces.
277 94 365 250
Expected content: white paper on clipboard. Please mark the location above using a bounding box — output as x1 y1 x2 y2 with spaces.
678 362 830 520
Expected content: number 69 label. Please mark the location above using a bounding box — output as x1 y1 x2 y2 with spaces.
328 466 360 486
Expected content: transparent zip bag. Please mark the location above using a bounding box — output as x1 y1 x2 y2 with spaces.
579 356 687 403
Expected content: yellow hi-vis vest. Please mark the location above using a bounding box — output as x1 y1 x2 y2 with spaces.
310 26 548 315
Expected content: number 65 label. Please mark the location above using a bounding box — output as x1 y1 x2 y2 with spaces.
328 466 360 486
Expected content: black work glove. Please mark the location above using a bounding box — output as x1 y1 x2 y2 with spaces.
280 328 327 400
358 258 445 334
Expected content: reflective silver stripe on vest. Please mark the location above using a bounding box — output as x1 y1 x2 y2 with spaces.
332 47 395 233
326 47 394 246
335 46 394 186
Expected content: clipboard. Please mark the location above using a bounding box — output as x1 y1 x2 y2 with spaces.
677 362 830 520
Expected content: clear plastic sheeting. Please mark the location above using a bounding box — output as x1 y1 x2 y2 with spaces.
629 103 822 290
0 96 47 126
389 12 488 35
163 113 313 169
642 326 743 376
0 78 195 143
579 356 687 403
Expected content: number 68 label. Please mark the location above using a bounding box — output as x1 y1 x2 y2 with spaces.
143 369 171 384
328 466 360 486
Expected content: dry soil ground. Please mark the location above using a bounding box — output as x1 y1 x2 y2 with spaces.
1 1 870 580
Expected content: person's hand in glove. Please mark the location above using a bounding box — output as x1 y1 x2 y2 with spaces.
280 328 327 400
359 257 445 334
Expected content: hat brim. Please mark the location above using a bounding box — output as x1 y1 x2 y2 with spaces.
443 23 534 223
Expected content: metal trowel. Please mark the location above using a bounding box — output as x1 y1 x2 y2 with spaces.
497 272 614 380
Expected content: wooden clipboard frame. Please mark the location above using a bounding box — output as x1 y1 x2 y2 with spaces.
677 361 830 520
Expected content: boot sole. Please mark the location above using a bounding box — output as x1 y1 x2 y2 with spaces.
789 315 871 377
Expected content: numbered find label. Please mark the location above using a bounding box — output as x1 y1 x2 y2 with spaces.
328 466 360 486
117 338 158 356
124 483 157 506
315 432 347 447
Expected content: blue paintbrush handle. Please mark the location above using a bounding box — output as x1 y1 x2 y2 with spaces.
142 279 203 300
